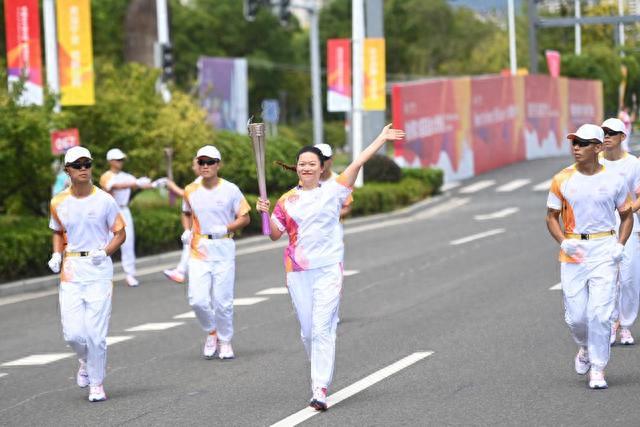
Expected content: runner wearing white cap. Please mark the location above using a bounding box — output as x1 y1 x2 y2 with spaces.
48 146 126 402
600 118 640 345
315 143 353 218
182 145 250 360
546 124 633 390
99 148 152 287
256 124 405 410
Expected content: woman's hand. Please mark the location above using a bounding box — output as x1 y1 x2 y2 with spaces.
377 123 406 142
256 198 271 214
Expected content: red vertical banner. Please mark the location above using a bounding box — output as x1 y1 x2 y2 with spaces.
524 75 566 159
4 0 44 105
545 50 561 78
50 128 80 155
327 39 351 112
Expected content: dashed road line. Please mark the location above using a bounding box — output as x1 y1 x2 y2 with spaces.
496 179 531 192
2 353 74 367
256 287 289 295
549 283 561 290
0 373 8 378
125 322 184 332
474 207 520 221
459 180 496 194
106 336 135 345
271 351 434 427
343 270 359 277
533 179 552 191
441 181 461 192
450 228 506 246
173 311 196 319
234 297 269 306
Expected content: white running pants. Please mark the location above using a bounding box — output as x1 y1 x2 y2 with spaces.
613 233 640 328
59 280 113 386
287 263 342 390
562 251 617 370
187 257 235 341
120 207 136 276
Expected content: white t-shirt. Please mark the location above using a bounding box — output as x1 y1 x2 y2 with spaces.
320 171 353 207
182 178 250 261
100 170 136 207
272 174 353 272
49 186 125 282
547 165 631 263
599 152 640 231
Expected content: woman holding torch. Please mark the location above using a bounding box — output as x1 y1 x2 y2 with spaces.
255 124 405 410
182 145 251 360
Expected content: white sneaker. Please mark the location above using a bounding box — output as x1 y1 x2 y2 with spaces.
574 347 590 375
163 268 185 284
309 387 327 411
125 275 139 287
588 369 608 390
203 333 217 358
620 328 635 345
610 322 619 345
88 384 107 402
76 359 89 388
218 341 234 360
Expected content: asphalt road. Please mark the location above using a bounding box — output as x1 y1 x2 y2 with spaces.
2 153 640 426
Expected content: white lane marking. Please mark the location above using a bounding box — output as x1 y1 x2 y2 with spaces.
256 287 289 295
550 283 562 290
271 351 433 427
496 179 531 192
2 353 74 367
450 228 506 246
234 297 269 306
474 207 520 221
343 270 359 277
441 181 460 192
173 311 196 319
0 373 7 378
459 180 496 194
0 288 58 307
106 336 134 345
533 179 552 191
125 322 184 332
414 197 470 220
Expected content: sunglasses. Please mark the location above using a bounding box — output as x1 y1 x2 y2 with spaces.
197 158 219 166
67 161 93 170
604 130 622 137
571 138 597 148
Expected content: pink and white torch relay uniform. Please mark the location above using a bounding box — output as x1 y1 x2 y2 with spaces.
271 174 353 392
599 153 640 330
183 179 250 342
548 165 630 370
49 186 125 386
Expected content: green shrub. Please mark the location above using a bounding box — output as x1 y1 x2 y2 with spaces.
401 167 444 193
363 154 402 183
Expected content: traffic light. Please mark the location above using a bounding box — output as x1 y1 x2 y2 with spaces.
279 0 291 25
160 43 174 82
244 0 260 21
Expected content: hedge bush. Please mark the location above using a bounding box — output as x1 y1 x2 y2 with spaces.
0 168 442 283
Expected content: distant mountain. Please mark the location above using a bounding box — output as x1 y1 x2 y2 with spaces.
448 0 523 13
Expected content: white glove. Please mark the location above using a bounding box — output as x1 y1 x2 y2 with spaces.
89 249 107 266
136 177 152 188
181 229 192 245
48 252 62 273
209 225 228 238
560 239 581 256
151 177 168 189
611 243 625 263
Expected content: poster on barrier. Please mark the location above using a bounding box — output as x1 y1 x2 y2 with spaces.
392 77 473 181
524 75 566 159
471 75 525 174
568 78 603 132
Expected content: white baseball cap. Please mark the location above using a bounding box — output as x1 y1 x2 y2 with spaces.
196 145 221 160
106 148 127 160
567 124 604 144
64 146 92 164
601 118 626 135
315 143 333 159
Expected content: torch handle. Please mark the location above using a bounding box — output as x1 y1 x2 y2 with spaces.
261 212 271 235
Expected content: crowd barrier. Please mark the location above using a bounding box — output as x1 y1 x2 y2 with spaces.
391 74 603 181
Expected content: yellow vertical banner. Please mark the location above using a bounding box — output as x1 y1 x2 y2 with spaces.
363 38 386 111
57 0 94 105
